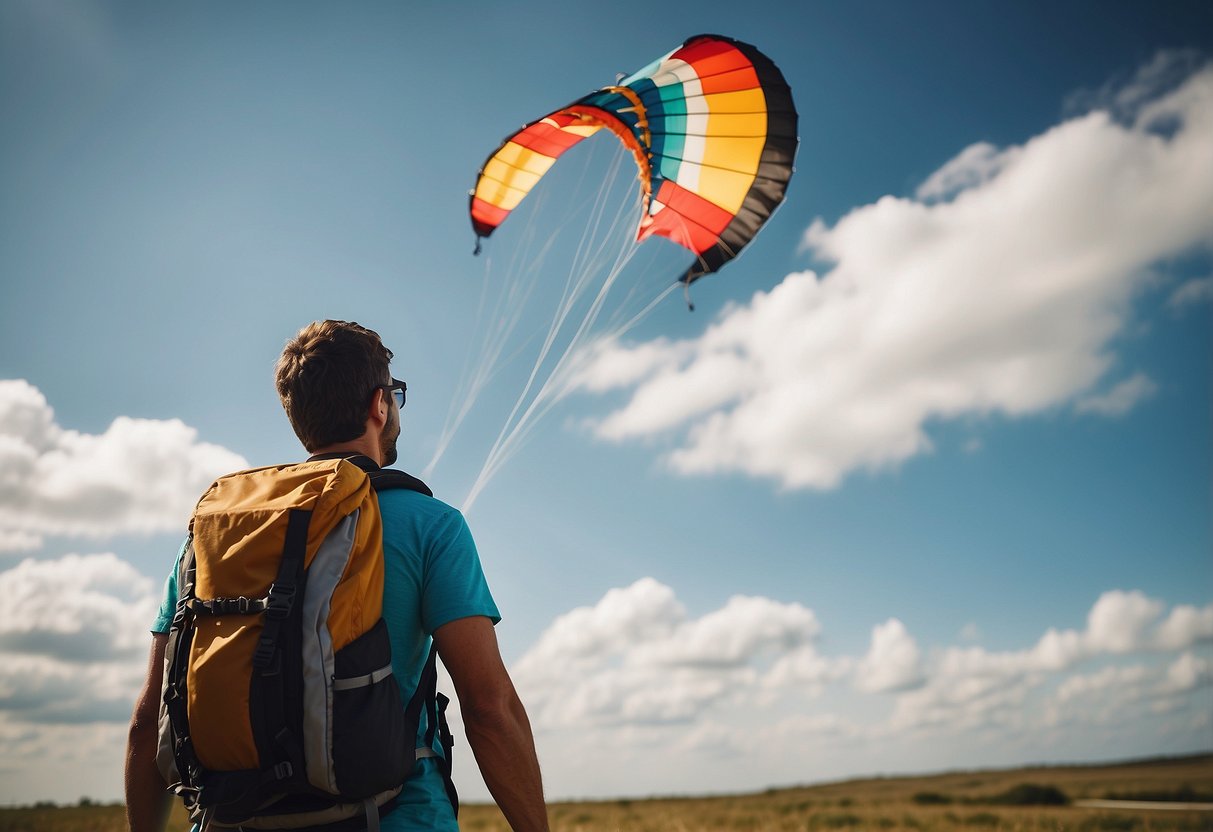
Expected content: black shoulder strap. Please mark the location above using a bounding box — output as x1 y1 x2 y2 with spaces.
367 467 433 497
306 452 434 497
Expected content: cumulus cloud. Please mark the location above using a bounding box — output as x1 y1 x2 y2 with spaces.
886 590 1213 737
1085 589 1165 653
0 554 159 726
509 578 1212 763
1044 652 1213 728
0 553 157 662
569 63 1213 490
1162 652 1213 694
1156 602 1213 650
763 644 850 691
0 380 247 551
1054 664 1152 706
854 618 925 693
632 594 820 668
511 578 822 729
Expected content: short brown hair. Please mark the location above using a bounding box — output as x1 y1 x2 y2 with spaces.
275 320 393 451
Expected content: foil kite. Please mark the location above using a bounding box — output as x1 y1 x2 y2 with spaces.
469 34 799 287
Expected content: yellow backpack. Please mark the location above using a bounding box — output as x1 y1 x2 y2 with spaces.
156 456 446 831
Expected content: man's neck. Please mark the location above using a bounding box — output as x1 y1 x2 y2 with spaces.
308 439 382 467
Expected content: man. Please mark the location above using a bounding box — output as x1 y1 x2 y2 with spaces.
126 320 549 831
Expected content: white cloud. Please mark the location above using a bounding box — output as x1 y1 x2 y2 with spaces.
510 578 1212 767
0 380 247 551
1043 652 1212 728
1168 276 1213 309
937 590 1212 681
0 552 170 803
1065 49 1208 123
887 590 1213 738
1162 652 1213 694
1156 603 1213 650
854 618 925 693
915 142 1018 201
0 553 159 727
632 594 819 668
570 64 1213 490
1074 373 1158 417
1054 664 1151 705
763 644 850 691
1085 589 1166 653
511 578 684 683
0 553 158 662
512 578 821 730
888 667 1036 736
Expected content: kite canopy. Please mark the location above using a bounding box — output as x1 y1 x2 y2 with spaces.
469 34 798 285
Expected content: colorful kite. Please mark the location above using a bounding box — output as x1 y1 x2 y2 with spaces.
470 34 798 286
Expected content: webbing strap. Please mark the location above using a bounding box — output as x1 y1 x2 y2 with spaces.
413 645 459 817
250 508 311 789
331 663 394 691
165 537 204 794
188 596 267 616
252 509 310 670
434 692 459 816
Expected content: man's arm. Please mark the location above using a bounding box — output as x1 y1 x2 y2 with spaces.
125 633 173 832
433 616 548 832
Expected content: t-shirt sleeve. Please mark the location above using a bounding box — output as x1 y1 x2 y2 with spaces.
151 539 186 633
420 509 501 634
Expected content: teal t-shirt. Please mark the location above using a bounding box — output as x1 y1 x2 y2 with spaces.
154 487 499 832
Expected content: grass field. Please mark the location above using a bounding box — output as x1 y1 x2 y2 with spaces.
3 754 1208 831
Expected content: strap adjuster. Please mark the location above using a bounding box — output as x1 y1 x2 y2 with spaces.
253 641 281 673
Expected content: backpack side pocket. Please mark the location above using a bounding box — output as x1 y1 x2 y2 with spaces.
331 617 411 797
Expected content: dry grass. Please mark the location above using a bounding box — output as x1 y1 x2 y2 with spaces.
462 755 1213 832
4 755 1209 831
0 803 193 832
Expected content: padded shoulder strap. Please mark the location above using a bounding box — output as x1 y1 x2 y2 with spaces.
306 452 433 497
367 468 433 497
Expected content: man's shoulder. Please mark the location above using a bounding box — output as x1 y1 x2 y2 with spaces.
375 485 463 525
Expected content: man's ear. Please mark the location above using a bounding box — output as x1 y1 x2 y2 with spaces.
368 389 388 428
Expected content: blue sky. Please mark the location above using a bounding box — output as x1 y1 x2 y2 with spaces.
1 0 1210 805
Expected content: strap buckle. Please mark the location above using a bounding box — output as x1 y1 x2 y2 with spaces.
264 583 296 620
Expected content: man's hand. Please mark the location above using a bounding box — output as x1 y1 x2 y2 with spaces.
434 616 549 832
126 633 173 832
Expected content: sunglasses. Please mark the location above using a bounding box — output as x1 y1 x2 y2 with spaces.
375 379 407 409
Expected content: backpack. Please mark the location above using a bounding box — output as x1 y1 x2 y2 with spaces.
156 454 456 831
